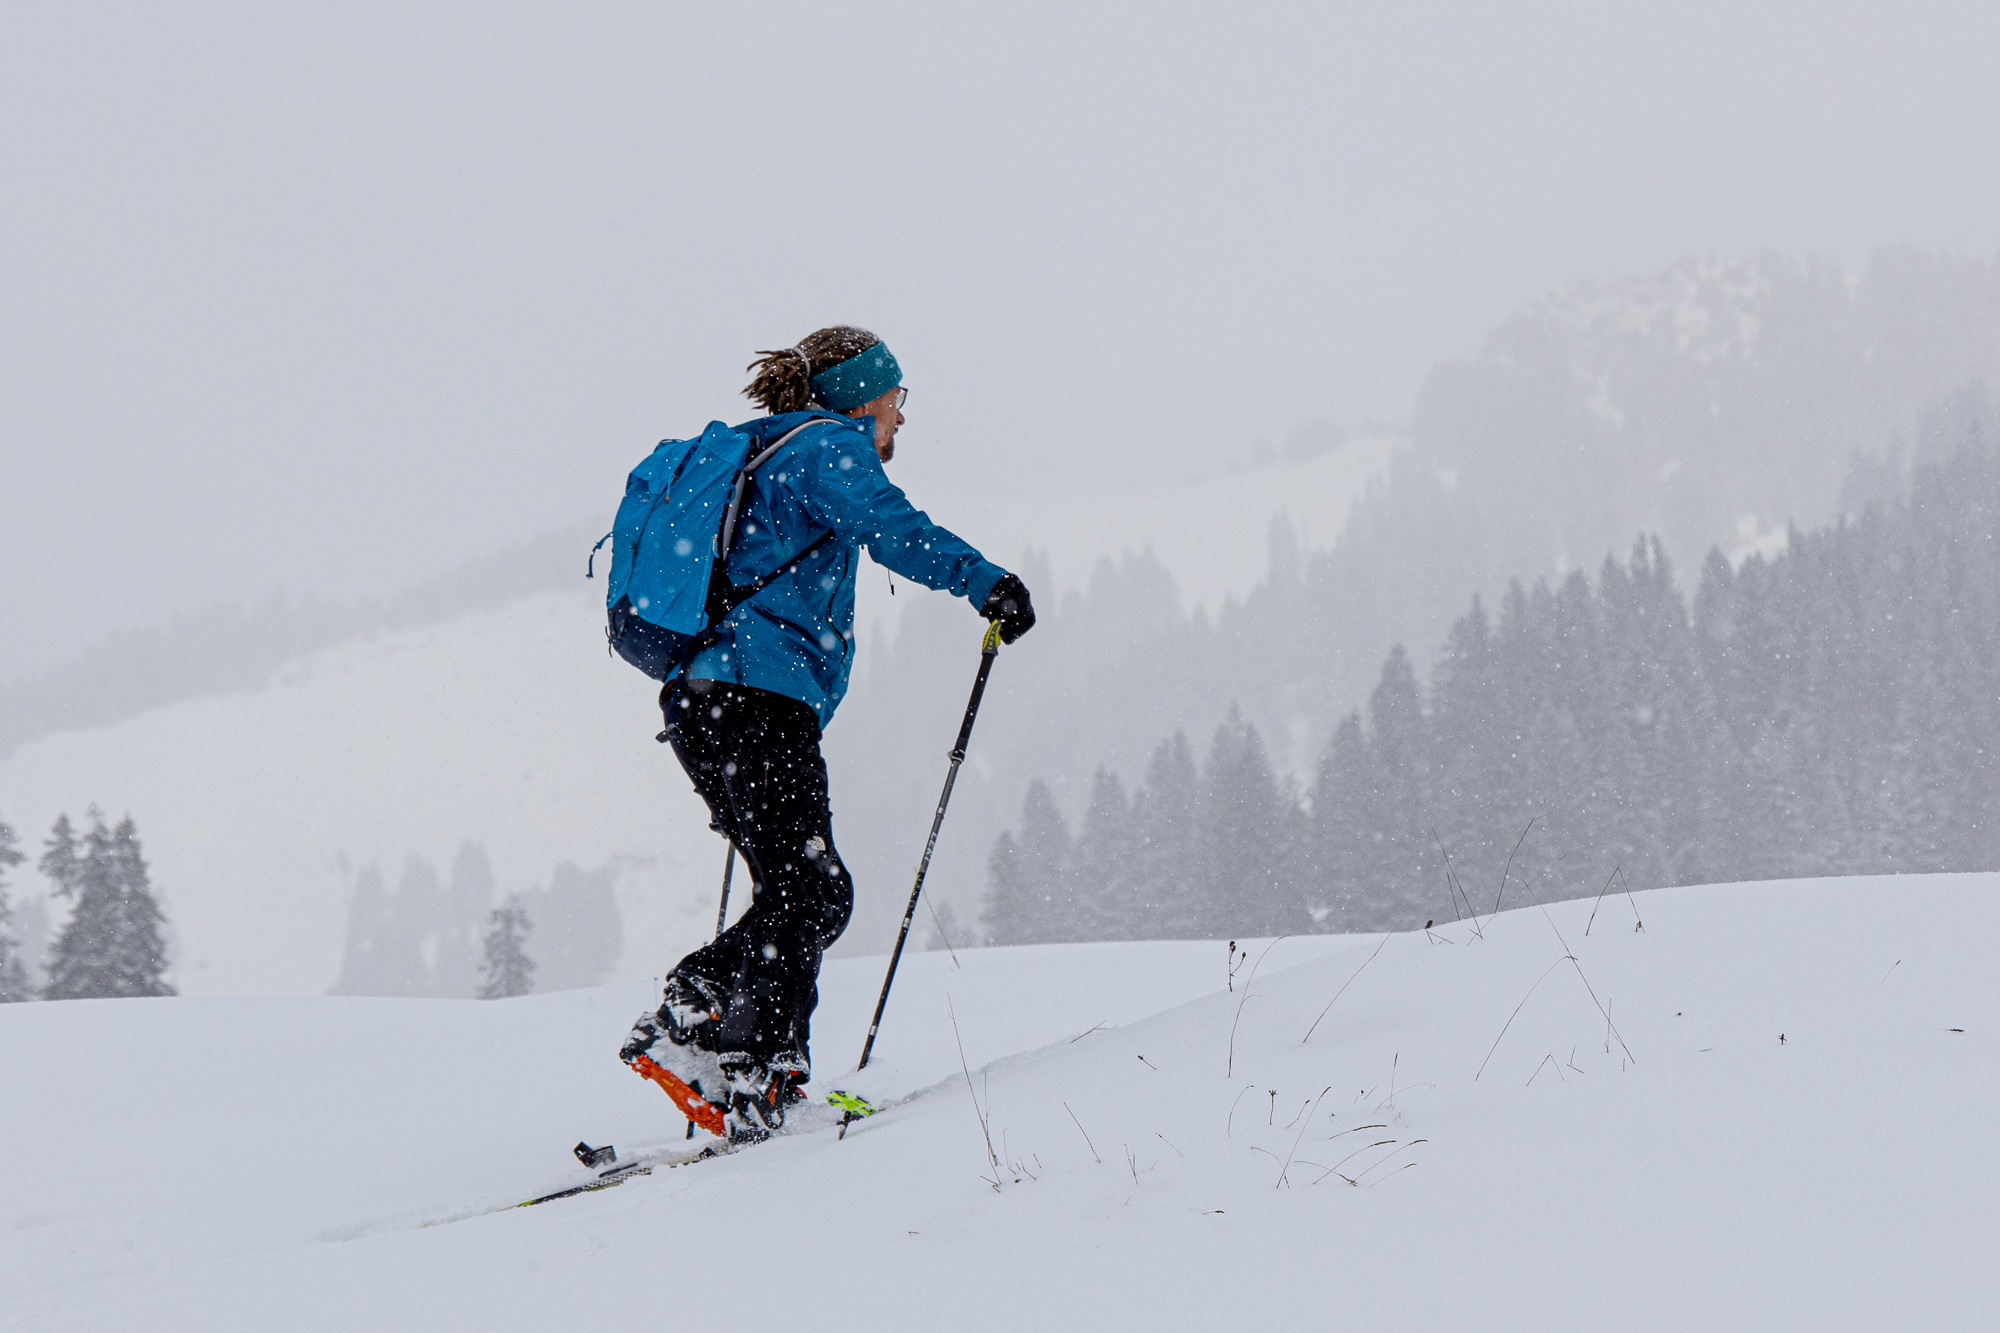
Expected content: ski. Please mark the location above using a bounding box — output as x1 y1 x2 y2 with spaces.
444 1093 880 1223
514 1140 730 1208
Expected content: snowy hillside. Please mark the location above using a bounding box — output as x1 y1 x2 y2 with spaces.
0 438 1393 996
0 589 719 996
4 874 1992 1329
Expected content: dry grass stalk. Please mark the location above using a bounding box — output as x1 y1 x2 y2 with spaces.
1540 906 1636 1064
1226 1085 1257 1138
923 893 962 968
1301 930 1392 1044
1483 814 1541 925
1355 1139 1426 1185
1275 1086 1333 1188
1618 866 1644 930
1431 828 1481 934
1312 1137 1400 1185
1226 935 1290 1077
1062 1100 1101 1163
947 996 1002 1189
1583 865 1621 936
1476 957 1565 1080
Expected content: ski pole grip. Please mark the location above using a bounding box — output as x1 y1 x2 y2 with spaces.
951 625 1001 760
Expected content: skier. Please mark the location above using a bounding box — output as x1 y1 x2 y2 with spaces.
619 326 1036 1143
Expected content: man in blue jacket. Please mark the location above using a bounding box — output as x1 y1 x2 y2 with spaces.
620 326 1035 1143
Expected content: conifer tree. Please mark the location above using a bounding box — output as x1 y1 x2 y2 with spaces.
435 842 497 998
1306 713 1377 930
476 899 536 999
0 813 30 1002
42 810 176 1000
1202 707 1305 936
981 831 1029 946
514 861 624 992
1131 732 1202 936
328 863 396 996
1072 769 1136 941
982 780 1075 945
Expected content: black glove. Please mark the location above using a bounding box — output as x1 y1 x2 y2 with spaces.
981 573 1036 644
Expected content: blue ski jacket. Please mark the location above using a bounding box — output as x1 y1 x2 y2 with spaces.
684 411 1007 729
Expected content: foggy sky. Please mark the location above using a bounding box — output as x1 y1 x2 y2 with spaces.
4 0 1998 681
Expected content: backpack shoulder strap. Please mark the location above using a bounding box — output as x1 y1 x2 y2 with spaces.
716 416 847 557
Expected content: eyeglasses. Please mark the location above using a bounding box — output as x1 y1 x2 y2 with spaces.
893 386 909 410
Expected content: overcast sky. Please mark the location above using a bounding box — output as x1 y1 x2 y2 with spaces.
3 1 1998 682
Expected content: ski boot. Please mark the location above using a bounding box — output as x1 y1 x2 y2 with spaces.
716 1052 801 1145
621 976 730 1138
768 1051 811 1110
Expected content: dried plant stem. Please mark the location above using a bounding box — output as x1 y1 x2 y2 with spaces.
1302 930 1391 1044
1476 957 1565 1080
1275 1087 1333 1188
1484 815 1541 925
1430 829 1466 923
947 996 1001 1184
1226 935 1290 1077
923 892 961 968
1619 866 1644 929
1312 1138 1399 1185
1326 1122 1389 1141
1432 829 1480 934
1584 865 1621 936
1062 1100 1101 1163
1354 1139 1425 1184
1540 907 1636 1065
1226 1085 1257 1138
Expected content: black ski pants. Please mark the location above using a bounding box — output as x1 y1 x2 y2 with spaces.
659 676 852 1065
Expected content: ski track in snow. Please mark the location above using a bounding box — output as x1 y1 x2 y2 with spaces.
3 875 1995 1330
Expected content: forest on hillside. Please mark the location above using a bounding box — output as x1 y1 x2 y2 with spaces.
978 393 2000 944
837 253 2000 956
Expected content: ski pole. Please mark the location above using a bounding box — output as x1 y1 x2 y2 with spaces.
840 620 1004 1138
714 841 737 940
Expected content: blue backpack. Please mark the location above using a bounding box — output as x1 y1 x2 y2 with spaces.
592 417 838 681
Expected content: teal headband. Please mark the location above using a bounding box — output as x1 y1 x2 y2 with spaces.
809 341 902 413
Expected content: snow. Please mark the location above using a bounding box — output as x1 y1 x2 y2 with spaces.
0 590 721 995
898 430 1398 620
5 873 1993 1329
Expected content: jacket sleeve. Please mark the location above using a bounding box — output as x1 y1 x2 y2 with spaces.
792 424 1008 607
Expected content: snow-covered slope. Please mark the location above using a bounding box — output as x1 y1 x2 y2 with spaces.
0 438 1394 996
0 589 718 995
4 874 1992 1329
897 430 1396 617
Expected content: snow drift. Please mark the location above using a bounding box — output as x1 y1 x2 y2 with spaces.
3 873 1992 1330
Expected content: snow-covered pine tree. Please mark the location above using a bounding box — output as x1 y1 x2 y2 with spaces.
1131 731 1201 937
514 861 622 992
476 899 535 999
1201 706 1306 937
0 813 31 1002
42 810 176 1000
982 780 1075 945
1071 768 1136 942
329 862 398 996
435 842 497 998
